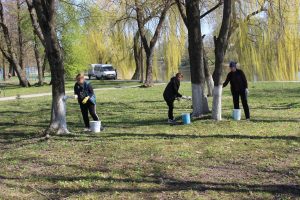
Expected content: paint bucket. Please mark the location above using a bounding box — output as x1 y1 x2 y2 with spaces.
232 109 241 121
182 113 191 125
90 121 101 133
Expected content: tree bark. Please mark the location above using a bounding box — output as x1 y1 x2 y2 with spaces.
2 54 5 81
145 50 154 86
185 0 207 117
203 48 214 96
132 31 142 80
33 0 68 134
135 0 171 86
0 0 29 87
212 0 232 120
33 35 43 85
17 0 25 71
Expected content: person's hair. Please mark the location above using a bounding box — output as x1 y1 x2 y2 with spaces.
76 73 84 81
176 72 183 78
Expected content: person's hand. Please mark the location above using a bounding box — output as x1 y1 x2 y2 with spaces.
82 96 90 104
74 95 78 99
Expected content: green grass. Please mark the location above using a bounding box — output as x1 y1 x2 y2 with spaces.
0 78 141 97
0 82 299 199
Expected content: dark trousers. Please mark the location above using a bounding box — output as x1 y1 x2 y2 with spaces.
232 90 250 119
80 101 99 128
164 98 174 120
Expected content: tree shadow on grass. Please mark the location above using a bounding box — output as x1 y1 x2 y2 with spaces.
1 174 299 198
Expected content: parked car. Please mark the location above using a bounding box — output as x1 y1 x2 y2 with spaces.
88 64 117 80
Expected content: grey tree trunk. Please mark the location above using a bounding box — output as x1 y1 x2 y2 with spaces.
212 0 232 120
2 54 5 81
33 35 44 85
185 0 207 117
0 0 29 87
33 0 68 134
132 31 142 80
144 50 154 86
203 48 214 96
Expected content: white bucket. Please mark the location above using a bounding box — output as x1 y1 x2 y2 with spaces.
232 109 241 121
90 121 101 133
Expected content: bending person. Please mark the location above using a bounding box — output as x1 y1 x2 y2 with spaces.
163 73 184 124
74 74 100 131
223 61 250 120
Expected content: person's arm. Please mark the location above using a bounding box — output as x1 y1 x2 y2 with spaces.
87 83 95 97
74 84 79 96
223 73 231 88
172 78 182 97
240 70 248 89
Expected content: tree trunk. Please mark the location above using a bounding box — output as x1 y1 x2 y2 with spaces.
33 35 43 85
186 0 207 117
144 50 154 86
17 0 25 71
33 0 68 134
131 31 142 80
42 51 47 77
203 48 214 96
2 54 5 81
0 0 29 87
212 0 232 120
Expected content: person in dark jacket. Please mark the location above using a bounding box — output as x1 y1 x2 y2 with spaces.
74 74 99 131
223 61 250 120
163 73 183 124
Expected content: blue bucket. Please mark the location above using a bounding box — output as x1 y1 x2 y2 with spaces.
182 113 191 125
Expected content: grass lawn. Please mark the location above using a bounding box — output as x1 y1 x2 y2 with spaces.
0 82 299 199
0 78 141 97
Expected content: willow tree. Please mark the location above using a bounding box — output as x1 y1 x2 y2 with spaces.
162 9 186 80
233 0 300 81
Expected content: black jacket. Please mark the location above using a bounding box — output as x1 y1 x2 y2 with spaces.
74 81 96 105
223 69 248 92
163 77 182 101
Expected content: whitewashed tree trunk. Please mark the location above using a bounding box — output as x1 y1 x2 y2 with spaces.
49 94 69 134
191 83 204 117
212 85 222 120
192 83 210 117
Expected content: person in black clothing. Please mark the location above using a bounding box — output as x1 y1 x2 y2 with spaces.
163 73 184 124
223 61 250 120
74 74 100 131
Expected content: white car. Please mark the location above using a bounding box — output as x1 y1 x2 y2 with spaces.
88 64 117 80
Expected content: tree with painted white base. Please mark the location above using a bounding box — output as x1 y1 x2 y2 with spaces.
33 0 69 134
212 0 232 121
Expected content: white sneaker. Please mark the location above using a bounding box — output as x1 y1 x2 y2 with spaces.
83 128 91 132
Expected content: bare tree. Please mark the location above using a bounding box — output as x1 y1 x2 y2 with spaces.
0 0 30 87
26 0 45 85
134 0 173 86
211 0 232 120
33 0 68 134
176 0 222 116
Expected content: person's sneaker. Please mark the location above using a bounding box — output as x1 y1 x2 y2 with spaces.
167 119 177 124
83 128 91 132
246 118 250 121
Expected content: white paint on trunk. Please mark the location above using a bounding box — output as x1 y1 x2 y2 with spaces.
191 83 204 118
202 94 210 114
212 85 222 120
50 94 69 134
